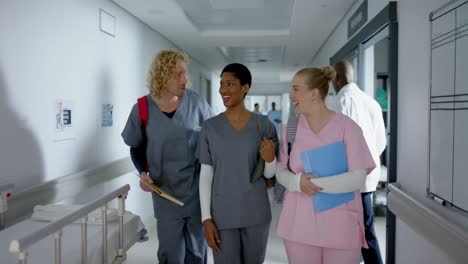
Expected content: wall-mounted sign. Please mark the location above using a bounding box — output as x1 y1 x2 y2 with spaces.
348 0 368 38
101 104 113 127
54 100 75 141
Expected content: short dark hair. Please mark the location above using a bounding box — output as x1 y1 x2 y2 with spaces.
221 63 252 87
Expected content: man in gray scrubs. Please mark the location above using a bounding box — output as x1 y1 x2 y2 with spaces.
122 50 213 263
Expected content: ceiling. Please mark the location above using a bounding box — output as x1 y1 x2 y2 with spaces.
112 0 355 84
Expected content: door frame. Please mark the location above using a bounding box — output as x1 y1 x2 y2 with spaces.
330 2 398 264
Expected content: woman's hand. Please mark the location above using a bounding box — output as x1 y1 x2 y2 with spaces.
264 177 275 188
139 172 153 192
259 138 275 163
203 219 221 252
300 174 322 196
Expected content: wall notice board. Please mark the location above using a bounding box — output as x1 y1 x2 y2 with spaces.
429 1 468 212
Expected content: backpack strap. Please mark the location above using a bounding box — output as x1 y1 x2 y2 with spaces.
137 96 149 172
266 116 270 137
273 109 297 202
256 114 270 138
286 111 299 170
137 96 149 127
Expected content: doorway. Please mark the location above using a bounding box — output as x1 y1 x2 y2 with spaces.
330 3 397 264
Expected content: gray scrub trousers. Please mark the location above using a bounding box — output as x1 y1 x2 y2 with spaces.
197 113 278 264
122 90 213 264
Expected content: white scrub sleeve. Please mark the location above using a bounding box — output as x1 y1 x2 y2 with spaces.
264 158 277 178
276 166 366 194
199 164 214 223
311 169 366 194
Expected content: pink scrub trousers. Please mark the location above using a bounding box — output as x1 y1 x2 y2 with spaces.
284 239 361 264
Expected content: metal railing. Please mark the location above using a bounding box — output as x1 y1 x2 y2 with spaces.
0 183 13 230
9 184 130 264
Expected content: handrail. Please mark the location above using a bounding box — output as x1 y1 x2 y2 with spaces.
0 183 13 230
9 184 130 263
0 184 13 192
5 157 134 227
387 183 468 263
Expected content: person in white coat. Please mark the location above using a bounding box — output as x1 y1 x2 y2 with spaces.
328 60 387 264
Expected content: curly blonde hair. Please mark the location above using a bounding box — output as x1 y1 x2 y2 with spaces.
147 50 190 98
295 66 336 99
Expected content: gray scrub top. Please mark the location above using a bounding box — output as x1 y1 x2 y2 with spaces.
197 113 278 230
122 90 213 220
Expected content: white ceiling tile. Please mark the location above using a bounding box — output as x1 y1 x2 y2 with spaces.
208 0 265 9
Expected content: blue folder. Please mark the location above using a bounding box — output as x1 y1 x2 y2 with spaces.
300 141 354 213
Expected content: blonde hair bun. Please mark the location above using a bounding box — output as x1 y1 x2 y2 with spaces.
321 66 336 81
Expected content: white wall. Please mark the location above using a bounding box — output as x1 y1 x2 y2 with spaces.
310 0 468 263
0 0 208 193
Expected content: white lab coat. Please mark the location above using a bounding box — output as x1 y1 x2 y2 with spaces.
326 83 387 192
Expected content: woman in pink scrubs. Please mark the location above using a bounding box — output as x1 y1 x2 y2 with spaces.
273 66 375 263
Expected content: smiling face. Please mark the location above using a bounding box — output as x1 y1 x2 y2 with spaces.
290 74 320 115
165 60 188 97
219 72 249 108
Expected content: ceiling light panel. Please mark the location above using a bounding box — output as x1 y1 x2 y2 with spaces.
209 0 265 9
176 0 294 31
221 46 283 67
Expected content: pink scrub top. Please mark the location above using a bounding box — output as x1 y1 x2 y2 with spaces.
277 113 375 249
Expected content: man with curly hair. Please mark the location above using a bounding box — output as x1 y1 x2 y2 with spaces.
122 49 213 263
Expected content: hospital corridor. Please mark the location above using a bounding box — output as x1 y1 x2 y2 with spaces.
1 0 468 263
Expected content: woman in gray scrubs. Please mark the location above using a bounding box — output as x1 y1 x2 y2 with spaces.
197 63 278 263
121 50 213 263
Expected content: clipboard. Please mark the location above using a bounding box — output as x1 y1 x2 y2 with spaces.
133 172 184 206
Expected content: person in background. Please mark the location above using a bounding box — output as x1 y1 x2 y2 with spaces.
328 60 387 264
197 63 278 263
268 102 282 137
270 66 375 263
268 101 286 203
254 102 260 113
122 49 213 264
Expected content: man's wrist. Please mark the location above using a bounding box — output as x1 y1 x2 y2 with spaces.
202 218 212 224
